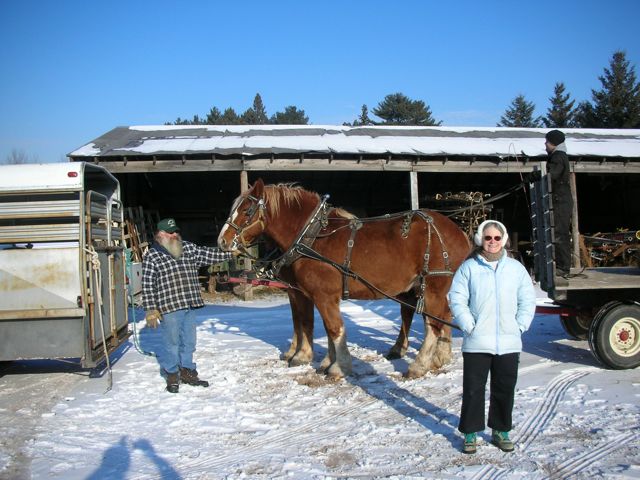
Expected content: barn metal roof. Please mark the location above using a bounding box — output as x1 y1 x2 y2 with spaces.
70 125 640 157
68 125 640 174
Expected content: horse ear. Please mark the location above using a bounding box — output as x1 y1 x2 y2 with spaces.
251 178 265 197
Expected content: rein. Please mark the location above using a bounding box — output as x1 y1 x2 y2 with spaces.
253 196 460 330
226 188 460 331
285 232 461 331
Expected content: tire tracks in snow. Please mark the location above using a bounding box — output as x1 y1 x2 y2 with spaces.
468 368 595 480
515 369 591 451
546 429 640 480
130 396 380 478
137 361 565 478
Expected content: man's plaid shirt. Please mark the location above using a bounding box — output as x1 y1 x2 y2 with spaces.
142 241 232 314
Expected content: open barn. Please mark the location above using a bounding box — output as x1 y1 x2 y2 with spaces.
68 125 640 263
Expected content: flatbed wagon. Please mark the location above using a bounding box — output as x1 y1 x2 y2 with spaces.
530 172 640 369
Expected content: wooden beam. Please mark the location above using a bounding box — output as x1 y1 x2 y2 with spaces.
239 170 252 301
570 172 580 268
409 171 419 210
78 157 640 175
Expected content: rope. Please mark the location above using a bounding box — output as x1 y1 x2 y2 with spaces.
83 246 113 392
129 305 157 357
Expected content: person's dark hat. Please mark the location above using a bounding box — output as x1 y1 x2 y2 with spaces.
157 218 180 233
545 130 565 146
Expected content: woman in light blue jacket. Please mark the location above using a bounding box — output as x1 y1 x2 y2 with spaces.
448 220 536 454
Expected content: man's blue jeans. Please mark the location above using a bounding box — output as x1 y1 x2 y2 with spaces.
159 308 198 374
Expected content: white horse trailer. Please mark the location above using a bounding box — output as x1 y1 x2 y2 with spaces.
0 162 129 367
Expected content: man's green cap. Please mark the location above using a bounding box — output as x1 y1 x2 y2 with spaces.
157 218 180 233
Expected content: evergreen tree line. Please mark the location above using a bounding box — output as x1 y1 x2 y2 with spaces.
170 50 639 129
499 51 640 128
168 94 309 126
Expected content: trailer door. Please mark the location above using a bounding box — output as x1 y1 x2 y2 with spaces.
85 191 128 360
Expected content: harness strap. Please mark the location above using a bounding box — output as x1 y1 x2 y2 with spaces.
341 219 362 300
293 243 460 331
269 195 330 278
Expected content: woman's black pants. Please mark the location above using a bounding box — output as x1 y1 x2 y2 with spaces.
458 352 520 434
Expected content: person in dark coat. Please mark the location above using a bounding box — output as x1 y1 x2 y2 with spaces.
545 129 573 275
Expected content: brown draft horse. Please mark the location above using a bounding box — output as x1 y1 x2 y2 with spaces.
218 179 470 379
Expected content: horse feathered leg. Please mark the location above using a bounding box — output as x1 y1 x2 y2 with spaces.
315 300 352 378
405 316 438 378
406 298 453 378
387 294 415 360
430 323 452 370
282 288 315 366
427 298 453 370
318 337 334 373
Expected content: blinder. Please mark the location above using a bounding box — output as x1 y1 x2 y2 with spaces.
225 194 266 250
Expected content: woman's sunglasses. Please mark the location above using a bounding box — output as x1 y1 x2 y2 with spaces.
484 235 502 242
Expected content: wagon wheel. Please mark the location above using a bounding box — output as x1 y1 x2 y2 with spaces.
588 302 640 369
559 311 591 340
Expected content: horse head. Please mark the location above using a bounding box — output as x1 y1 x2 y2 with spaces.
218 178 267 252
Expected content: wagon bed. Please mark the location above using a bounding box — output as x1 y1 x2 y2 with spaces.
557 267 640 290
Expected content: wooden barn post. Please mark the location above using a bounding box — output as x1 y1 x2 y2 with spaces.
240 171 253 300
569 171 580 268
410 171 419 210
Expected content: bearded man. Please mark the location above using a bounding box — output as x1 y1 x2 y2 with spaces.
142 218 233 393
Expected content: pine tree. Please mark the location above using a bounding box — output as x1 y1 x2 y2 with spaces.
220 107 240 125
573 101 597 128
543 82 576 128
352 105 373 126
372 93 441 126
241 93 269 124
497 94 542 127
588 51 640 128
206 106 223 124
270 106 309 124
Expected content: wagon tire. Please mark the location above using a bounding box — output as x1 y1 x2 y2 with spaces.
559 312 591 340
588 302 640 370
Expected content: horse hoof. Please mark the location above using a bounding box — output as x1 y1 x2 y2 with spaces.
385 351 402 360
325 363 349 379
280 352 294 362
404 367 427 379
288 356 310 367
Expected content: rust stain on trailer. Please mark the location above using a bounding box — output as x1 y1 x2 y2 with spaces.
0 264 75 291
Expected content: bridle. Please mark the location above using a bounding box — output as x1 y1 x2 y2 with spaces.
224 193 266 251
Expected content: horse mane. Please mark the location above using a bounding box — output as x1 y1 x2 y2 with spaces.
257 183 356 220
263 183 319 217
332 207 357 220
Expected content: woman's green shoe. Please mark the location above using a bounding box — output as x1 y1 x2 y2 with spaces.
491 430 514 452
463 433 477 454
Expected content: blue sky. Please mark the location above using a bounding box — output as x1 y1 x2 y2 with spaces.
1 0 639 163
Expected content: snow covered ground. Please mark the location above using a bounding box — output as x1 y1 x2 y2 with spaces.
1 292 639 479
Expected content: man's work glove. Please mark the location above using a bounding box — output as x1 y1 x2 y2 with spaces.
145 309 162 328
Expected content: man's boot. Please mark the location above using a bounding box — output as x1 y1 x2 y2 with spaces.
165 371 179 393
179 367 209 387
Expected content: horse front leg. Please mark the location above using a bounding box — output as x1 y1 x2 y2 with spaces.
282 288 314 366
387 295 415 360
315 299 352 379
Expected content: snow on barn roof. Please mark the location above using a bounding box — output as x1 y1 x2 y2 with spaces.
69 125 640 159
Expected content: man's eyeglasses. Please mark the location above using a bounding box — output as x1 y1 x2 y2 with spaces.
484 235 502 242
